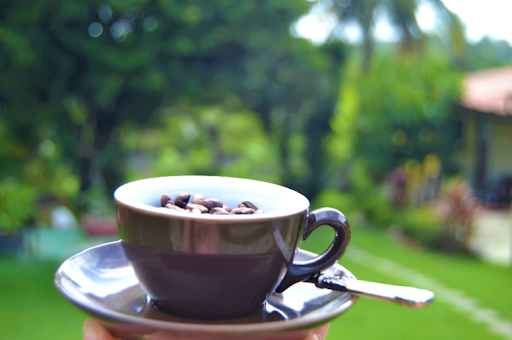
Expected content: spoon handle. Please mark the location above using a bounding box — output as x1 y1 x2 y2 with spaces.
309 274 434 308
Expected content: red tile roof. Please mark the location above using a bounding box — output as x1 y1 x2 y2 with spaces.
461 66 512 117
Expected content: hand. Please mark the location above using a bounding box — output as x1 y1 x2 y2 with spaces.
84 318 330 340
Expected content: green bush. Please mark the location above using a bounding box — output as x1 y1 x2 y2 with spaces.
312 185 395 228
121 105 281 185
312 188 359 216
0 177 38 233
394 205 444 250
314 157 396 227
362 191 396 227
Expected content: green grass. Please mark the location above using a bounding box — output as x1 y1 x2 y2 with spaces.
301 226 512 340
1 227 511 340
0 259 84 340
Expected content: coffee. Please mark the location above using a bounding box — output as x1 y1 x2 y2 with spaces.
159 192 263 215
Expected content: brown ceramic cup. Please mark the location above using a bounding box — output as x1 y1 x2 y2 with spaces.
114 176 350 320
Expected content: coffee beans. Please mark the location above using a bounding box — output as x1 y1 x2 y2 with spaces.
174 193 190 208
191 194 206 206
159 192 261 216
161 194 172 207
238 201 258 210
232 207 256 215
185 203 209 214
210 207 230 215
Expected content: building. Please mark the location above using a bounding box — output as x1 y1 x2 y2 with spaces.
454 66 512 208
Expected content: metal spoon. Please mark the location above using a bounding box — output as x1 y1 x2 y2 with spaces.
306 273 434 308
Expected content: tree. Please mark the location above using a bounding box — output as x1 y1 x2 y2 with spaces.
325 49 463 183
462 37 512 71
327 0 457 70
0 0 344 222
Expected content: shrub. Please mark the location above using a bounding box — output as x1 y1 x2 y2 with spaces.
0 177 38 234
394 205 444 250
434 179 478 253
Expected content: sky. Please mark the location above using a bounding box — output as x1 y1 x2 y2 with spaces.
293 0 512 46
420 0 512 44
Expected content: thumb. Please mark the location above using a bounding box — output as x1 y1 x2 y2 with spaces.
84 319 118 340
305 323 330 340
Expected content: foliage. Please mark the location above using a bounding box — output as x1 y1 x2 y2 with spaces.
312 189 358 217
387 154 443 208
313 158 396 227
120 105 282 184
0 177 38 232
325 0 458 70
462 37 512 71
0 0 343 221
326 50 463 180
434 178 478 253
82 185 116 218
388 177 478 253
0 0 491 248
0 116 81 230
393 204 444 250
315 151 477 254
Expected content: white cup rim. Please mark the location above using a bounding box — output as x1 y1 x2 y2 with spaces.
114 175 310 222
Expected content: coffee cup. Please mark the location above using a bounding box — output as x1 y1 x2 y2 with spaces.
114 176 350 320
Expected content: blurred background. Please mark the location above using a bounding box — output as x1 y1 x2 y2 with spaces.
1 0 512 339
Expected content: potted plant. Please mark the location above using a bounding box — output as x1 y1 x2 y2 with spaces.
80 185 118 237
0 177 38 255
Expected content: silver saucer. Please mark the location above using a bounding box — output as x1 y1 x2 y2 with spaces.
55 241 358 340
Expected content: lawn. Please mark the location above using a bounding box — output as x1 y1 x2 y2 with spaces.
0 258 84 339
1 226 511 340
302 226 512 340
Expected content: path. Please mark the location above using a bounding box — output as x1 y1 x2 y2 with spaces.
469 209 512 265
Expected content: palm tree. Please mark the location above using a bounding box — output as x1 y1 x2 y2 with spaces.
330 0 459 71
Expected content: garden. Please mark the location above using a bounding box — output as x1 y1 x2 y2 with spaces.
1 0 512 339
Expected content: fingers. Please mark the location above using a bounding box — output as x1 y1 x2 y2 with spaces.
84 319 118 340
306 323 330 340
83 318 330 340
142 331 185 340
279 323 330 340
303 334 320 340
304 324 329 340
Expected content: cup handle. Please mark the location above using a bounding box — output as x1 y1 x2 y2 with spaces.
275 207 351 293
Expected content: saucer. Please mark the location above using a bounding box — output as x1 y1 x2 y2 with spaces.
55 241 358 340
